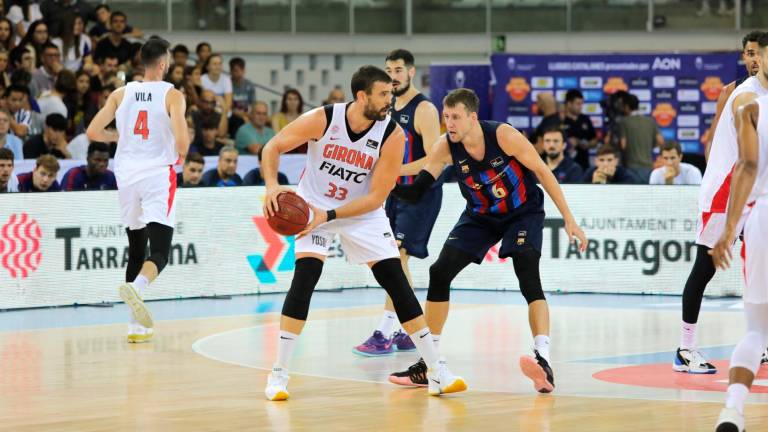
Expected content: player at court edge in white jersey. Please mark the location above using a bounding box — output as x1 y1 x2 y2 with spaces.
260 65 466 401
86 37 190 344
710 93 768 432
675 32 768 374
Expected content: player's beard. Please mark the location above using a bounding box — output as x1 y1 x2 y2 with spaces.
364 101 387 121
392 78 411 97
546 151 560 160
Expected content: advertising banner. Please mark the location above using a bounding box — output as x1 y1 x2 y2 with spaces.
429 63 492 120
0 186 743 309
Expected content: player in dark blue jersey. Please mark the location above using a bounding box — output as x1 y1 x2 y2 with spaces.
387 88 587 394
353 49 443 356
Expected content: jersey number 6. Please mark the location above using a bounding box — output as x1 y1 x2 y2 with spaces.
133 110 149 140
492 182 507 199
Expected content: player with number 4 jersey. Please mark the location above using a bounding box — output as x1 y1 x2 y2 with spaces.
86 37 190 344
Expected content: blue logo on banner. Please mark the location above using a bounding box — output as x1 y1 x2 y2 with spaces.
660 128 676 142
680 141 700 153
556 77 578 89
582 90 604 102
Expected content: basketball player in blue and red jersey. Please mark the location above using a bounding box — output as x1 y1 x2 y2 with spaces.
353 49 442 356
388 88 587 393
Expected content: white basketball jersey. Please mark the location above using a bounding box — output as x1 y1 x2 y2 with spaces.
747 95 768 204
699 76 768 213
297 103 393 215
114 81 177 187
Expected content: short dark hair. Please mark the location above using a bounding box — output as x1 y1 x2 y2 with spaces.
625 93 640 111
229 57 245 71
565 89 584 103
45 113 67 131
5 84 29 98
597 146 619 157
10 69 31 86
743 31 764 50
54 70 76 94
140 37 170 66
87 142 110 156
0 147 14 162
661 141 682 155
443 88 480 113
541 127 566 141
172 44 189 56
758 32 768 50
111 11 127 22
101 53 119 64
202 114 220 130
185 152 204 165
385 49 415 67
95 4 110 13
350 65 392 98
42 42 59 53
196 42 211 54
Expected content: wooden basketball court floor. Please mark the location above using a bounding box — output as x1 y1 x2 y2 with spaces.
1 289 767 431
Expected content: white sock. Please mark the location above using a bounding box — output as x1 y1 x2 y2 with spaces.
432 334 441 351
725 383 750 415
276 330 299 370
681 321 697 350
534 335 551 362
376 311 397 337
410 327 439 366
133 275 149 297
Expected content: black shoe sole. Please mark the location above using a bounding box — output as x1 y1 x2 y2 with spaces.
715 422 741 432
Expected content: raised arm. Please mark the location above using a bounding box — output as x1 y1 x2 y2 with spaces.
497 123 587 251
86 87 124 143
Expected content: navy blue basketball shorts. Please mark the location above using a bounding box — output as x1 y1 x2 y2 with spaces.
385 186 443 259
445 208 544 264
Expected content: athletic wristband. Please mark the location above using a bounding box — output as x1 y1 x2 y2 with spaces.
326 209 337 221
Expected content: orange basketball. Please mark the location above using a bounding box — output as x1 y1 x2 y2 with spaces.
267 192 310 236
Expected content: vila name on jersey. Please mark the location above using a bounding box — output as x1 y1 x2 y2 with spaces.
135 92 152 102
319 141 376 184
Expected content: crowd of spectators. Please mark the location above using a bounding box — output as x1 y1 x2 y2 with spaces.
0 1 311 194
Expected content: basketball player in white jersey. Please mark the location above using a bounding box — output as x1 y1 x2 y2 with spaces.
710 94 768 432
86 37 190 343
261 65 466 401
675 32 768 374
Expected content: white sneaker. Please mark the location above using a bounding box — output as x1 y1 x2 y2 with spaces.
119 283 153 328
673 348 717 374
715 407 744 432
761 347 768 365
427 358 467 396
127 323 154 343
265 367 290 401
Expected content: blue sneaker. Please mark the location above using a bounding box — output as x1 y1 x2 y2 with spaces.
352 331 393 356
392 330 416 352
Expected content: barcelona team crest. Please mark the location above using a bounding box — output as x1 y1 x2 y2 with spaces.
461 165 470 174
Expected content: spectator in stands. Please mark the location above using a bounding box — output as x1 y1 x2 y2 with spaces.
198 114 226 157
24 113 69 158
5 84 31 138
0 18 15 52
582 146 640 184
38 69 76 120
7 0 43 43
195 42 211 66
235 101 274 156
0 109 23 159
30 42 61 98
90 54 118 92
0 147 18 192
172 44 190 66
532 92 560 152
60 142 116 191
619 93 664 182
14 20 50 68
167 63 185 90
191 89 227 145
178 152 204 187
10 45 35 73
648 141 702 185
201 53 232 115
202 146 242 187
182 65 201 107
93 11 132 65
88 4 143 41
542 128 582 184
72 70 93 131
230 57 255 116
243 166 289 186
323 87 345 105
40 0 95 38
0 49 12 88
272 88 304 133
17 153 60 192
562 89 598 170
52 14 92 72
